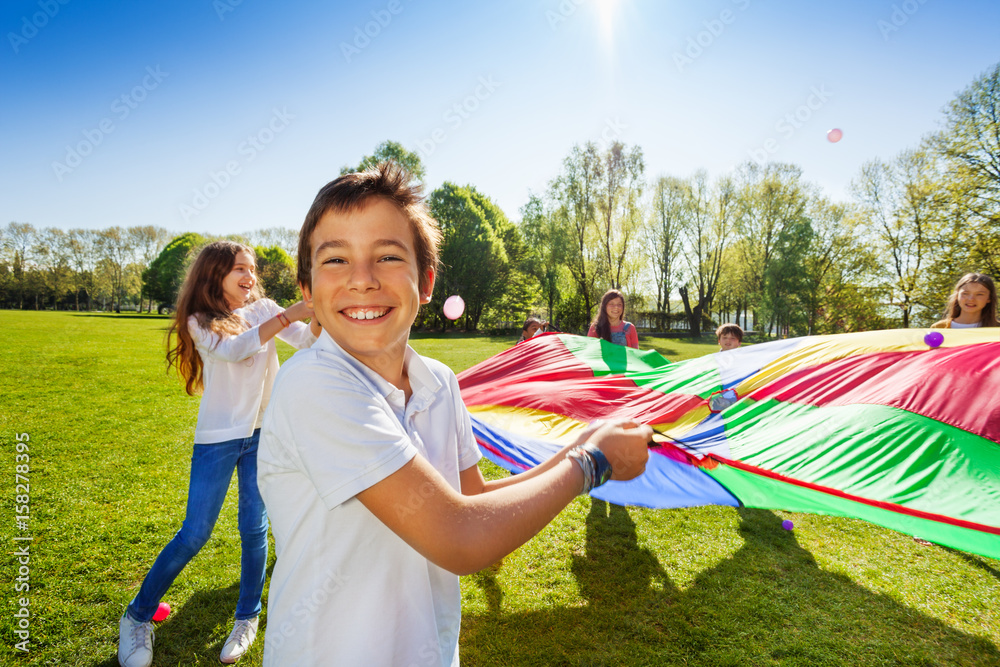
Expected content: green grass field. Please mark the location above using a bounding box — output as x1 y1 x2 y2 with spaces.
1 311 998 666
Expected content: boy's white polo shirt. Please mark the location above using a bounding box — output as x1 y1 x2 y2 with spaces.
258 329 481 667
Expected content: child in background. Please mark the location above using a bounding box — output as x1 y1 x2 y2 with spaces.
931 273 998 328
716 323 744 350
517 317 549 344
588 289 638 348
117 241 319 667
257 163 651 666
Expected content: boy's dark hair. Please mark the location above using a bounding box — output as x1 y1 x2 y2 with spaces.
715 323 744 341
297 162 442 292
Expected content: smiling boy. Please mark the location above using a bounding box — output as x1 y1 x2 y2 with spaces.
716 323 744 351
257 163 651 666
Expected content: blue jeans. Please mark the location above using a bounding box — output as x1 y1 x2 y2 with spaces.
127 430 267 622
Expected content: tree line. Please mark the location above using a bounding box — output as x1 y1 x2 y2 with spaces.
4 63 997 338
0 224 299 313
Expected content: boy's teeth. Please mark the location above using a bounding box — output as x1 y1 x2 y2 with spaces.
347 308 387 320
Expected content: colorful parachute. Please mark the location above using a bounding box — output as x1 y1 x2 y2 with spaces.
458 329 1000 560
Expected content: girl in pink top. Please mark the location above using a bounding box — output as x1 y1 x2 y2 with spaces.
588 289 638 348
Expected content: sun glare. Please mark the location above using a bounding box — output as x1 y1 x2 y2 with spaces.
595 0 619 47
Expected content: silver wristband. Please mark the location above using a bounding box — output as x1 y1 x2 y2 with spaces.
568 445 598 495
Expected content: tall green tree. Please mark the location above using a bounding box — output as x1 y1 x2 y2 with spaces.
677 171 733 337
142 233 206 312
429 183 509 330
853 148 942 327
248 227 299 258
340 140 426 182
934 61 1000 275
642 176 689 328
3 222 35 309
734 162 812 333
519 194 572 326
66 229 97 310
33 228 73 310
466 188 536 326
95 227 138 313
799 198 854 334
595 142 645 290
129 226 171 311
809 206 888 334
549 142 602 328
254 245 299 305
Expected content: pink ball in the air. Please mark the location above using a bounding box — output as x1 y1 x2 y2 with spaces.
443 295 465 320
152 602 171 622
827 128 843 143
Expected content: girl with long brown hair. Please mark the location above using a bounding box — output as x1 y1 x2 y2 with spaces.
118 241 318 667
931 273 999 329
587 289 639 348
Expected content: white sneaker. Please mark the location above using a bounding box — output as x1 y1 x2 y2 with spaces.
118 612 154 667
220 617 258 664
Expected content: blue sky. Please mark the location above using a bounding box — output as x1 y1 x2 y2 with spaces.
2 0 998 237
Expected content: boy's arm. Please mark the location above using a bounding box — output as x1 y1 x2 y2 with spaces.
459 420 609 496
357 421 650 576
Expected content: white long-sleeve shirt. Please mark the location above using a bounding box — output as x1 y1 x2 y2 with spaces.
190 298 316 444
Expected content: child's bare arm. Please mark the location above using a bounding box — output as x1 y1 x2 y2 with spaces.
459 420 619 495
356 422 651 575
261 300 314 346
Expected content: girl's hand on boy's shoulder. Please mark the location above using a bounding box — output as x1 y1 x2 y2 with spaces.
284 301 315 322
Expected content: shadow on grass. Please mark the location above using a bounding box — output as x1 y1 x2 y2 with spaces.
948 548 1000 584
90 582 247 667
461 505 1000 667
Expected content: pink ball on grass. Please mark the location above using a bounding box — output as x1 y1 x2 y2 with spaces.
443 295 465 320
152 603 171 622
